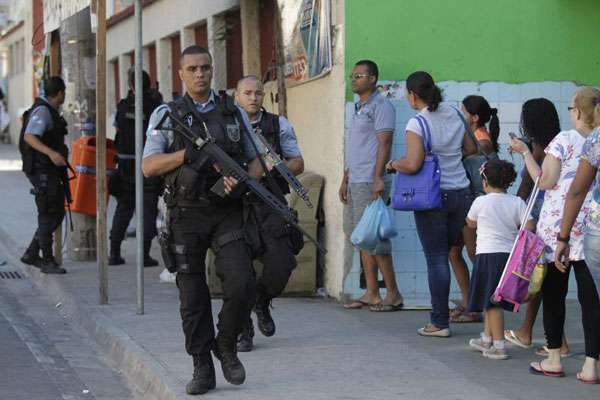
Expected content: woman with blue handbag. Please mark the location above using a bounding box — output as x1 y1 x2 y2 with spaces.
387 71 477 337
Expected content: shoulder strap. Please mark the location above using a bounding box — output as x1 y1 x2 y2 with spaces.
452 106 486 158
414 115 431 154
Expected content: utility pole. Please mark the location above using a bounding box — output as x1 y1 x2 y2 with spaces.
95 0 108 305
134 0 144 315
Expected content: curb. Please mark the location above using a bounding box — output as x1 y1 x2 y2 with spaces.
0 226 187 400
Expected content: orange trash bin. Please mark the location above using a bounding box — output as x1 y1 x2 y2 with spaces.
69 137 117 216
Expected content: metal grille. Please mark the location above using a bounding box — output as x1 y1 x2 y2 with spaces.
0 271 22 279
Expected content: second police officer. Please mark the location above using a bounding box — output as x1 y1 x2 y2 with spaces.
109 69 163 266
142 46 263 395
234 75 305 352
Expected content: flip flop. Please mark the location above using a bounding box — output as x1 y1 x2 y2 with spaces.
343 300 379 309
529 362 565 378
535 345 571 358
504 330 532 349
369 303 404 312
577 372 600 385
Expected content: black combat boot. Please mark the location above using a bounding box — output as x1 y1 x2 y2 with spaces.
236 318 254 352
20 237 42 268
143 240 159 267
213 336 246 385
108 241 125 265
40 247 66 274
254 298 275 337
186 353 216 395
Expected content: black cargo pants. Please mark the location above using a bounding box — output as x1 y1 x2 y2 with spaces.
26 172 66 252
171 202 255 356
252 202 298 302
109 180 160 243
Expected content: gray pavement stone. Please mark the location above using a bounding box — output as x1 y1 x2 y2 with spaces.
1 144 598 400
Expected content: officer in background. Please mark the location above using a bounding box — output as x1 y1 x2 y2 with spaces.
142 45 263 395
109 69 163 266
19 77 68 274
234 76 305 352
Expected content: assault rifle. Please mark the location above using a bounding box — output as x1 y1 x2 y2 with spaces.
253 127 313 209
156 108 327 255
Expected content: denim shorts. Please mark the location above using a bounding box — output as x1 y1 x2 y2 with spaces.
343 182 391 255
584 229 600 299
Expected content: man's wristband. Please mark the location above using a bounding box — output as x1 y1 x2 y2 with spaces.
556 233 570 243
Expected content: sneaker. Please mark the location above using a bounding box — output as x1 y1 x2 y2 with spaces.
159 268 176 283
417 324 451 338
469 337 492 352
483 346 509 360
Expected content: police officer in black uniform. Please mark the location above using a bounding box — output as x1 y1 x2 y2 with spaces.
109 69 163 266
19 77 68 274
234 76 305 352
142 46 263 396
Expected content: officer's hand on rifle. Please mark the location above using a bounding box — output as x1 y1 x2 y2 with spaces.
223 176 239 194
48 150 67 167
184 147 210 167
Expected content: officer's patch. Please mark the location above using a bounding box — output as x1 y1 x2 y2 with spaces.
226 124 240 142
185 115 193 127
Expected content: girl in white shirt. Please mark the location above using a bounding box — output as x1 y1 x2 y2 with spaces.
466 160 529 360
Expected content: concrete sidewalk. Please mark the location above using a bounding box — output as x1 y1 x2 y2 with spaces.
0 144 597 400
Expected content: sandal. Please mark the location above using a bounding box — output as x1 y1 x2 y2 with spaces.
369 302 404 312
343 299 380 310
577 372 600 384
529 361 565 378
535 345 571 358
450 306 482 323
504 330 532 349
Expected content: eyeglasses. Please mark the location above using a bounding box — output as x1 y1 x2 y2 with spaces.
349 73 371 80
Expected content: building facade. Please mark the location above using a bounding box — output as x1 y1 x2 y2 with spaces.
342 0 600 304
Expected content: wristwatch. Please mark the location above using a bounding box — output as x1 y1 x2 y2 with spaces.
556 233 570 243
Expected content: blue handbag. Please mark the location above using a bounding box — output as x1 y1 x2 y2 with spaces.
391 115 442 211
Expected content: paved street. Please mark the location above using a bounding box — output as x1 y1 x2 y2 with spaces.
0 260 139 400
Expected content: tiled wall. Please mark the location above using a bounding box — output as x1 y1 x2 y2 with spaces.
344 80 581 307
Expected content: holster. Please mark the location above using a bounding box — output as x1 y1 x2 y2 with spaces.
158 230 177 273
157 205 176 272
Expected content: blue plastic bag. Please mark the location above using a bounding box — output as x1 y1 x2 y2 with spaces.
350 199 382 251
378 199 397 240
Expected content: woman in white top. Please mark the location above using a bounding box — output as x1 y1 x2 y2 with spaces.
510 86 600 379
387 71 477 337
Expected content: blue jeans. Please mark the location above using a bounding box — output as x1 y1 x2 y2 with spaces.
414 188 473 329
584 229 600 299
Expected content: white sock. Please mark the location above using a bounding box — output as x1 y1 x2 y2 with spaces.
493 340 505 350
480 333 492 344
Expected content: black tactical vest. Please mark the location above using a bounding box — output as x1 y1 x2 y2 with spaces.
115 90 163 185
115 90 163 156
255 110 290 195
18 97 68 175
163 93 247 207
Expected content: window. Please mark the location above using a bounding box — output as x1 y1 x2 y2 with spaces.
170 34 182 99
225 10 243 89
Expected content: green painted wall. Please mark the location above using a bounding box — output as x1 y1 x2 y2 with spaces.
345 0 600 95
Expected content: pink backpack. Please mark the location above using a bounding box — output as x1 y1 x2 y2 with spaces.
493 178 545 312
